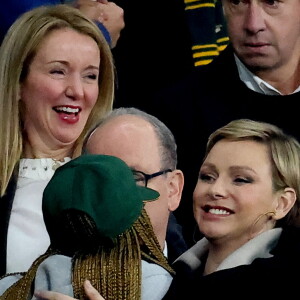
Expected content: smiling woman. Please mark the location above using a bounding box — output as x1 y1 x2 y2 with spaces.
0 4 114 276
163 119 300 299
21 28 101 143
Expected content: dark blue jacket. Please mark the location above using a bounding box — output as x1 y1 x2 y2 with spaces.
0 0 111 46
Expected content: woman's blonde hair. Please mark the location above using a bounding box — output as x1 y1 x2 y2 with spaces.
0 4 114 196
205 119 300 227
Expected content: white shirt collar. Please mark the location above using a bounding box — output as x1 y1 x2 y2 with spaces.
235 54 300 95
176 228 282 272
163 241 168 258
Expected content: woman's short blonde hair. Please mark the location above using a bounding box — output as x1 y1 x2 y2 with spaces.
205 119 300 227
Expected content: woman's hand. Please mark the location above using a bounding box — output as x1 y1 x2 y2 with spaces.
34 280 105 300
75 0 125 48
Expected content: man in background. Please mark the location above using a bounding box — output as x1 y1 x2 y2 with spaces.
146 0 300 246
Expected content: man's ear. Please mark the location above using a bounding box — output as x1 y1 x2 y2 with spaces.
273 187 296 220
167 169 184 212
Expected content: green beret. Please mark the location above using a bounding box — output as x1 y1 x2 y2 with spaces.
42 154 159 248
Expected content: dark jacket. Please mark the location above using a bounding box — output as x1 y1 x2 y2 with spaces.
163 226 300 299
146 44 300 246
0 1 111 46
0 172 17 277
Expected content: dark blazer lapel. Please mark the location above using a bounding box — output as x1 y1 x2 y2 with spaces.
0 171 18 277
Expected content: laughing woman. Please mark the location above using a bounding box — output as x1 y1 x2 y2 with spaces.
0 4 114 276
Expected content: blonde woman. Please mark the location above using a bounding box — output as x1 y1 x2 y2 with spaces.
0 4 115 276
165 119 300 298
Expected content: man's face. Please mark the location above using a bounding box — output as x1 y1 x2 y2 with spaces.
223 0 300 72
86 115 174 247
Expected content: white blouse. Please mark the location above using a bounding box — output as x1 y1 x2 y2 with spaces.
6 158 71 273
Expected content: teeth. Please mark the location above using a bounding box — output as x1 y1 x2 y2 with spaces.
209 208 230 215
56 107 79 113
